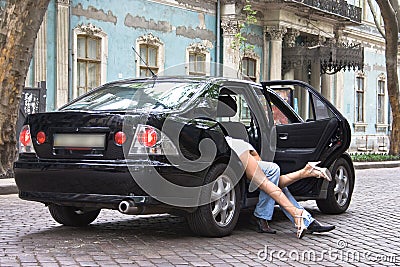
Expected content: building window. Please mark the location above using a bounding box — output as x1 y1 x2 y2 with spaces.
73 23 107 99
77 35 101 96
242 57 256 82
377 78 385 124
186 42 210 76
189 52 206 76
136 33 164 78
139 44 159 77
355 76 365 122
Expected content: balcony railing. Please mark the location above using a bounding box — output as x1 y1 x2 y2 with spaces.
287 0 362 23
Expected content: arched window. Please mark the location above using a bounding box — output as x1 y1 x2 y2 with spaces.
242 51 260 82
139 44 159 77
73 23 107 99
186 42 210 76
242 57 257 82
136 33 164 77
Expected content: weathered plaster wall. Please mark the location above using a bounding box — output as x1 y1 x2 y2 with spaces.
69 0 217 81
243 24 264 81
72 3 117 24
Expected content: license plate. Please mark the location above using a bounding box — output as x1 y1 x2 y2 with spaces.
53 133 106 149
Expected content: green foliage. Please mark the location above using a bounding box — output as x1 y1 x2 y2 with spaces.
351 153 400 162
231 0 257 54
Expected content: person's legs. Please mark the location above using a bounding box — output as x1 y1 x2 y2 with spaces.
254 161 315 228
278 163 331 188
239 152 304 225
253 161 280 221
247 159 333 235
278 187 315 228
278 169 308 188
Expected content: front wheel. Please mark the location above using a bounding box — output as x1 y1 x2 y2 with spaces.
48 204 100 226
186 163 241 237
317 157 354 214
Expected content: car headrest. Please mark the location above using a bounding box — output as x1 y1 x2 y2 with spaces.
219 121 249 141
216 95 237 117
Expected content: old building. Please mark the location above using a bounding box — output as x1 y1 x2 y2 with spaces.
25 0 397 152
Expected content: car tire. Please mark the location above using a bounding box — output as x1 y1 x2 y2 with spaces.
186 163 241 237
48 204 100 226
316 157 354 214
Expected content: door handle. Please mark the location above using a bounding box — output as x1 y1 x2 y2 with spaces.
279 133 288 140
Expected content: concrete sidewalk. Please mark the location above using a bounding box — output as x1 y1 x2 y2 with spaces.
1 161 400 195
0 178 18 195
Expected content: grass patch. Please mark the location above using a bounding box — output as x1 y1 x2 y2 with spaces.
351 153 400 162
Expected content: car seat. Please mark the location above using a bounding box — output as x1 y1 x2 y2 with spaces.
216 94 249 142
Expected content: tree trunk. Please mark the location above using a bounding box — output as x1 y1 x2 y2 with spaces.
0 0 50 177
375 0 400 155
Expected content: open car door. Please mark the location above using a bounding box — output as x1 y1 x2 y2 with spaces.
261 81 351 188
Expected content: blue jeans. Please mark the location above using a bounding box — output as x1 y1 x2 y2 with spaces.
253 161 314 227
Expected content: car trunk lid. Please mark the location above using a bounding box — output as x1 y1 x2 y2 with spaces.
25 111 141 160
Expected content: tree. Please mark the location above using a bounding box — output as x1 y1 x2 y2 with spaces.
368 0 400 155
230 0 257 78
0 0 50 177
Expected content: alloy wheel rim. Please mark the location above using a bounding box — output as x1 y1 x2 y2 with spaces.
210 174 236 227
333 166 350 207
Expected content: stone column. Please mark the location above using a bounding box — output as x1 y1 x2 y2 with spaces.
221 17 240 78
265 26 286 80
263 28 270 81
56 0 70 108
283 29 300 80
311 35 327 91
321 73 332 100
310 61 321 91
34 10 47 85
335 72 344 112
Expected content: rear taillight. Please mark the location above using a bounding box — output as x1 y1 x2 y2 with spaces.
114 131 127 145
129 124 178 156
137 127 158 147
36 131 46 144
19 125 36 153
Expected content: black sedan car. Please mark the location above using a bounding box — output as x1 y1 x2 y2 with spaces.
14 77 354 237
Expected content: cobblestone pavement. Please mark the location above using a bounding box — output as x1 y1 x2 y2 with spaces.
1 168 399 267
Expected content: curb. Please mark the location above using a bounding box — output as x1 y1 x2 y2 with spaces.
0 179 18 195
353 161 400 170
1 161 400 195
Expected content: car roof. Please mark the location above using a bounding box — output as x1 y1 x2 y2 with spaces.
102 76 259 87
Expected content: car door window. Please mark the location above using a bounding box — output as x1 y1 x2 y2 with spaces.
215 86 263 152
290 86 314 121
312 94 334 120
270 101 291 125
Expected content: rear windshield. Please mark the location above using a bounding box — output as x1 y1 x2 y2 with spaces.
61 81 201 111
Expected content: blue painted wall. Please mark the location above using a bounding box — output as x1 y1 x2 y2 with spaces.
343 46 389 136
43 0 219 110
46 0 57 111
70 0 217 81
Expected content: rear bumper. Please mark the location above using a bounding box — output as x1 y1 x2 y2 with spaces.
19 191 159 209
14 159 206 209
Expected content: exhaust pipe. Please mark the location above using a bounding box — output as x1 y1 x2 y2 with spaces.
118 200 142 215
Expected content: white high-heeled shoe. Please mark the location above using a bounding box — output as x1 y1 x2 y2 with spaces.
294 210 308 239
307 161 332 182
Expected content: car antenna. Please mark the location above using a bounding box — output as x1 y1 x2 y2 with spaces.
132 46 157 79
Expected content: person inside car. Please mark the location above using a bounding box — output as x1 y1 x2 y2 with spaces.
225 136 335 238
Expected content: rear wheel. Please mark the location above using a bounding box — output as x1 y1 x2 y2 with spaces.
186 163 241 237
48 204 100 226
317 157 354 214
